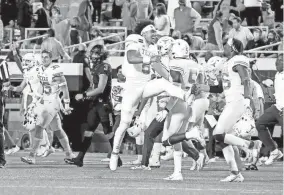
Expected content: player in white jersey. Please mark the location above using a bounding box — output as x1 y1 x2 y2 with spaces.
149 39 196 180
8 53 53 157
20 50 75 164
109 21 192 170
195 38 262 182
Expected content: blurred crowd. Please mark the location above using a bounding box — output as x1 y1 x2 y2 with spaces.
0 0 282 59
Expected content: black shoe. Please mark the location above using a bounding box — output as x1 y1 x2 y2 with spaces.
245 164 258 171
65 158 83 167
0 161 6 168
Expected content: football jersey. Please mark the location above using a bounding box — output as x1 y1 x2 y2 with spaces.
122 34 158 83
91 62 112 102
111 78 125 114
37 64 64 100
22 66 41 95
221 55 250 103
169 58 201 89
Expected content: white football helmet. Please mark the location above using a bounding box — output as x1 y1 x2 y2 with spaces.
204 56 223 81
171 39 190 59
23 102 38 131
233 107 256 140
157 36 174 55
127 123 143 138
22 53 39 70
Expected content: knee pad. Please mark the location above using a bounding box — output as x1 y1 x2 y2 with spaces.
84 131 94 137
214 133 225 142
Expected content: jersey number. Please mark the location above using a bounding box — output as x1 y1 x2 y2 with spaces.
142 64 150 75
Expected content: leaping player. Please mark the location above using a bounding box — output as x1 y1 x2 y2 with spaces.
109 21 193 171
20 50 75 164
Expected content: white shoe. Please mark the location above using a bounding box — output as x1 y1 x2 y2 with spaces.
21 156 35 165
42 147 55 157
259 156 268 163
190 160 197 171
101 158 110 162
220 173 244 182
196 153 205 170
36 145 48 157
163 172 183 181
5 145 20 155
265 149 283 165
64 152 76 163
109 153 119 171
125 159 141 165
207 157 216 163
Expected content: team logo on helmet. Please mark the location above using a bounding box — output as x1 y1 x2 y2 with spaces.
157 36 174 56
171 39 190 59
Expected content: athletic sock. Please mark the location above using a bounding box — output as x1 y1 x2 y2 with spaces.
173 151 182 174
222 145 238 173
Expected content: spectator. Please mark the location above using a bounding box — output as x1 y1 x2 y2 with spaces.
137 0 153 20
41 28 71 62
152 0 167 8
228 16 253 49
192 1 205 15
0 0 18 27
17 0 33 40
34 2 51 31
100 0 122 25
243 0 262 26
278 31 283 52
167 0 192 28
260 30 279 58
270 0 283 22
174 0 201 35
51 6 63 24
214 0 245 33
245 28 266 57
154 3 170 37
172 30 181 39
182 33 205 51
116 0 138 35
261 3 275 30
199 11 223 57
91 0 103 24
77 0 93 42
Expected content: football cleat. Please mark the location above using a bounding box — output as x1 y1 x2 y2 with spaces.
265 149 283 165
220 173 244 182
41 146 55 157
163 173 183 181
21 156 36 165
65 157 83 167
5 145 20 155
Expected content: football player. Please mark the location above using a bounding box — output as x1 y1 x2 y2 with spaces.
9 52 53 157
65 45 118 167
194 38 262 182
21 50 74 164
109 21 192 171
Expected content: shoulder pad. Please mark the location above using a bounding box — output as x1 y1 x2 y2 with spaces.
126 34 145 44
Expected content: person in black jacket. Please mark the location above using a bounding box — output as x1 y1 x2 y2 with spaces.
0 0 18 26
17 0 33 39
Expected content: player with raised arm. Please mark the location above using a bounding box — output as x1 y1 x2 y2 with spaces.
109 21 193 171
20 50 75 164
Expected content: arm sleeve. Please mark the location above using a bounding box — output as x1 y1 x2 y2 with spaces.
209 81 224 93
